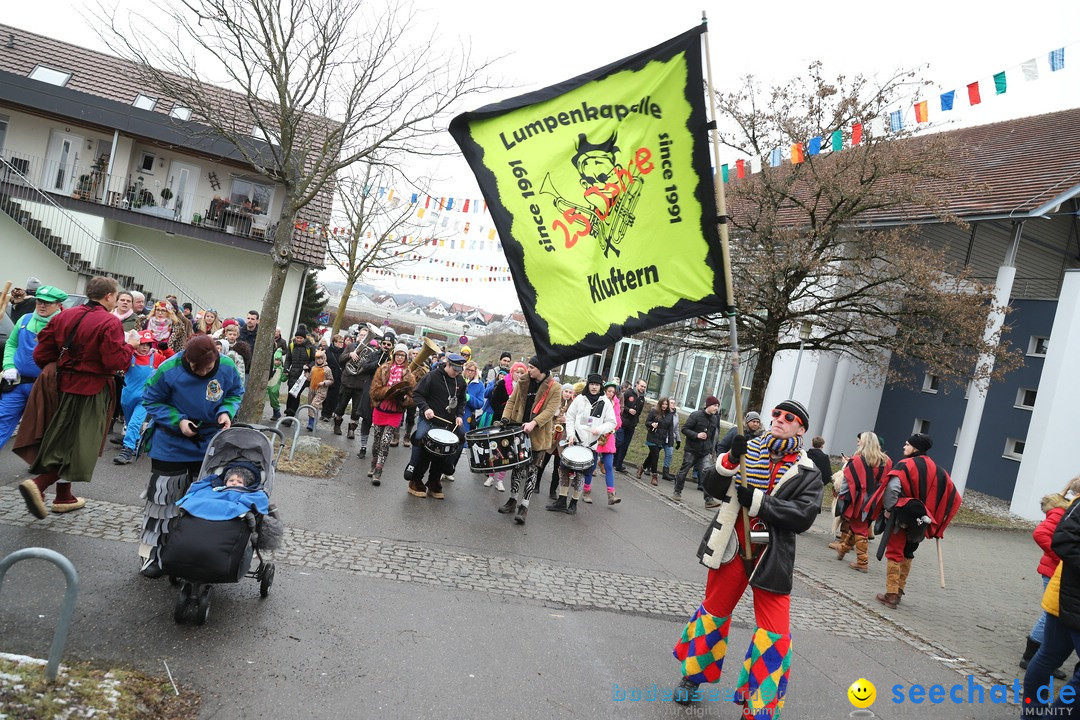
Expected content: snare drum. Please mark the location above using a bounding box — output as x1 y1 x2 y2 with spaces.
422 428 462 457
560 444 595 473
464 425 532 472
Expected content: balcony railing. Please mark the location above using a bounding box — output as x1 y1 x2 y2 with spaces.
1 149 277 242
0 155 211 308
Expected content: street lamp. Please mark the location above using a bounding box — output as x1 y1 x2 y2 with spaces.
788 320 813 399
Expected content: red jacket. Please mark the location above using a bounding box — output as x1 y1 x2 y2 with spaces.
1035 507 1066 578
34 302 134 395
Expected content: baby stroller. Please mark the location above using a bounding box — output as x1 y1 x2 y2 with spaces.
160 424 285 625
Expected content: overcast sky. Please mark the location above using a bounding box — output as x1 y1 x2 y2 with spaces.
8 0 1080 313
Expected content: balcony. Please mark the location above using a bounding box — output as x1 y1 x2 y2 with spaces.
1 149 278 248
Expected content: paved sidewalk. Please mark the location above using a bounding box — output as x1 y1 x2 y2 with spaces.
624 467 1058 687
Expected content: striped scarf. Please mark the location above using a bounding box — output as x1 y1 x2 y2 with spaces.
740 435 803 490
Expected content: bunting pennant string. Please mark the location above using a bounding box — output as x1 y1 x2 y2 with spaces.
717 39 1076 181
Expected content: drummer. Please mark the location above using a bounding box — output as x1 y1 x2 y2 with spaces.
405 352 468 499
550 373 618 513
496 355 562 525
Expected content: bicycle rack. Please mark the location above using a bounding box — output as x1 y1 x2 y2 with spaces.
275 404 317 461
0 547 79 681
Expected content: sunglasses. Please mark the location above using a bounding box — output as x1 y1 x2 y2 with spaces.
772 409 803 425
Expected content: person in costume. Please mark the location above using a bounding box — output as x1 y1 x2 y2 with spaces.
563 373 617 506
831 431 891 572
866 432 961 609
0 285 67 448
496 355 561 524
137 334 244 577
672 400 822 717
113 330 166 465
586 380 622 504
405 352 467 499
540 382 575 499
16 278 133 517
267 345 285 421
355 332 394 458
367 343 416 485
481 361 523 492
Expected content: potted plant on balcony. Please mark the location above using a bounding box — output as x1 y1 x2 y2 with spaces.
74 174 93 201
160 187 174 207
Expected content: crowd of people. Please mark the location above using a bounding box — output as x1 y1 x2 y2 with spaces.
3 274 991 717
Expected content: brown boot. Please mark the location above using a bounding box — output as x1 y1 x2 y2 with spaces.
835 531 855 560
347 422 357 440
876 560 902 608
848 535 869 573
896 558 913 603
636 466 644 479
390 427 400 447
407 479 427 498
828 529 851 552
651 473 659 486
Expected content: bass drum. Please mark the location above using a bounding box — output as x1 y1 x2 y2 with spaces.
560 444 595 472
422 428 462 457
464 424 532 472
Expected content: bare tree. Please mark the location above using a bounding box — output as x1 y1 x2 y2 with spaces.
326 162 443 335
681 63 1021 410
104 0 497 421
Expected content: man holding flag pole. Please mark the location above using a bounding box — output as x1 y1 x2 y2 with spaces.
451 12 821 718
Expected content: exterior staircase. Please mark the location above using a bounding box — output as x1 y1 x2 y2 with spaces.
0 190 144 294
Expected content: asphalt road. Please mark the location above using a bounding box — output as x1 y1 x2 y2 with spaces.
0 426 1019 719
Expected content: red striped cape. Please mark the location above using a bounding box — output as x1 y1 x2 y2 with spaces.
840 455 892 522
868 455 962 539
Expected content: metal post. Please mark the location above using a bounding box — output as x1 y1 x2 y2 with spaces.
788 320 813 400
0 548 80 681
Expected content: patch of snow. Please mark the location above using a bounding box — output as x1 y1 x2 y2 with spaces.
963 489 1035 527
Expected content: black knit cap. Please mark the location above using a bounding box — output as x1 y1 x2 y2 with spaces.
527 354 547 373
773 399 809 428
907 433 933 453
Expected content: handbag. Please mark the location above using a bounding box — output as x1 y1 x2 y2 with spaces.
288 371 308 398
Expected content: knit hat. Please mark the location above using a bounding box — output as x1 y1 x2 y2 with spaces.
527 354 547 373
745 411 761 423
25 277 40 294
393 343 408 356
773 399 809 427
906 433 933 453
561 383 574 391
461 345 472 356
34 285 68 303
572 381 586 394
586 373 603 385
295 324 308 337
500 351 512 360
603 380 618 391
705 395 720 408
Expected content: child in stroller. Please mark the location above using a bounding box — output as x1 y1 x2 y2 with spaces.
161 426 284 625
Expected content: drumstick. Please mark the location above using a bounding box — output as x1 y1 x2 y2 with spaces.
432 414 457 425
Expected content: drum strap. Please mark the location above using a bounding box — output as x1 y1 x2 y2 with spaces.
531 377 554 417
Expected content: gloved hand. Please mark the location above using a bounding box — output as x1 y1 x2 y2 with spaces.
736 482 757 509
1 368 17 382
728 435 748 462
675 439 681 450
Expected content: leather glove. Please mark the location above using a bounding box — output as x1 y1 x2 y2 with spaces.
1 368 17 382
735 482 757 509
675 439 681 450
728 435 748 462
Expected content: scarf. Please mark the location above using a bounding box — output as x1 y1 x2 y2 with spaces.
113 308 133 322
148 316 172 341
388 361 405 386
740 434 803 490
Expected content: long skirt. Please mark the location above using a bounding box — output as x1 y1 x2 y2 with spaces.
28 384 113 483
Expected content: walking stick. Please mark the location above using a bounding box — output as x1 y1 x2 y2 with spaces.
0 281 11 317
703 15 753 571
936 538 946 589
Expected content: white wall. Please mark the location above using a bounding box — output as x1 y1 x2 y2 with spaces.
1010 269 1080 520
0 211 81 292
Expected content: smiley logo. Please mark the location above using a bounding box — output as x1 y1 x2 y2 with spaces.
847 678 876 708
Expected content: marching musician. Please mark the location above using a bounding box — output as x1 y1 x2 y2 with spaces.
540 383 576 500
333 327 377 440
355 332 395 457
548 373 617 512
366 343 417 486
496 356 562 525
405 352 467 500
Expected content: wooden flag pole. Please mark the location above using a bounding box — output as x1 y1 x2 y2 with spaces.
936 539 946 589
701 13 752 566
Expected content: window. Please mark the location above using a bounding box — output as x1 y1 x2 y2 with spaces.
139 152 156 174
922 373 940 394
0 115 8 155
229 178 273 215
913 418 931 435
250 125 280 146
169 105 191 121
132 94 158 111
1015 388 1038 410
28 65 71 86
1003 438 1026 461
1028 336 1049 357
